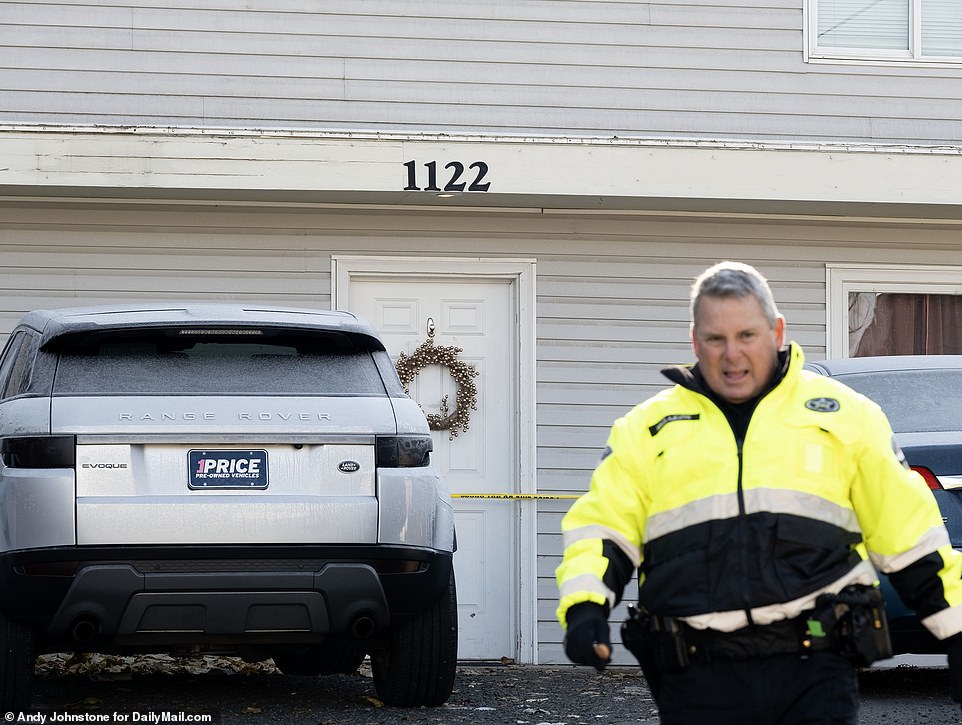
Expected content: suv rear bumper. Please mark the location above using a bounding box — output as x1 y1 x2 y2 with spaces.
0 544 452 651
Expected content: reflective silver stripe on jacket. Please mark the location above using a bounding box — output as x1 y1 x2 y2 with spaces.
646 487 862 542
922 602 962 640
869 524 951 573
562 524 642 568
645 493 739 541
558 572 618 610
680 559 878 632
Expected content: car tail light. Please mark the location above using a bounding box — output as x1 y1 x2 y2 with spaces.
0 435 76 468
911 465 943 491
375 435 432 468
372 559 426 574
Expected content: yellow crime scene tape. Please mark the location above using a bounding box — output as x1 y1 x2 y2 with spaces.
450 492 580 500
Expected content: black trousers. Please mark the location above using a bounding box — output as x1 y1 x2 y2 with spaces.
654 652 859 725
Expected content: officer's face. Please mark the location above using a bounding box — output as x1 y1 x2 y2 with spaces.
692 294 785 405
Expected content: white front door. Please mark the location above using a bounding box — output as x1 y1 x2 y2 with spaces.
335 257 535 662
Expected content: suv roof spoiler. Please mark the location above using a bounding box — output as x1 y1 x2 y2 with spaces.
19 304 385 351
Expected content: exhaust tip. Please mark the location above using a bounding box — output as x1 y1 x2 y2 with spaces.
350 614 376 639
71 617 100 643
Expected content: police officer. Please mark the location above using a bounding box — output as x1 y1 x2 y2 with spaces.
555 261 962 724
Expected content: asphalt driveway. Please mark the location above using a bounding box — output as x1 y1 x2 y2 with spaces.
25 654 962 725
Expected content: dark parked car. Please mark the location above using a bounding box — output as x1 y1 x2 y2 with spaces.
0 304 457 710
806 355 962 655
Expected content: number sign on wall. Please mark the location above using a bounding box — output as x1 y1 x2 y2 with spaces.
403 161 491 192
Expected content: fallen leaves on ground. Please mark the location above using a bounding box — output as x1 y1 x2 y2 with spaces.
35 652 281 679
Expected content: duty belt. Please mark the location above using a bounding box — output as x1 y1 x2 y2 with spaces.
681 614 826 662
620 584 892 671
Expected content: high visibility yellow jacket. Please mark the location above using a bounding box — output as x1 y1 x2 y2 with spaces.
556 343 962 640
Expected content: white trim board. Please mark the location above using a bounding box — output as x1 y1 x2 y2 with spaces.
5 128 962 211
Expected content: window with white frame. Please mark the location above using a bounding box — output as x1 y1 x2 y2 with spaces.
826 264 962 358
810 0 962 62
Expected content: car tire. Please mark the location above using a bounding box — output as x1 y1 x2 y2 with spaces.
272 640 367 676
0 611 35 710
371 569 457 707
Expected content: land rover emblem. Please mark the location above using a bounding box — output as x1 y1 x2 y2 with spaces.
338 460 360 473
805 397 840 413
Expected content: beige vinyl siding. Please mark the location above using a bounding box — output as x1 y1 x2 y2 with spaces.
4 1 962 144
6 202 962 661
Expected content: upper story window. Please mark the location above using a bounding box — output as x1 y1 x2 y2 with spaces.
809 0 962 63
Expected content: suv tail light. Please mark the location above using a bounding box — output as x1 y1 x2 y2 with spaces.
911 465 943 491
0 436 76 468
375 435 432 468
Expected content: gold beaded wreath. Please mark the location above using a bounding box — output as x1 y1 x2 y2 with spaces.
395 337 479 439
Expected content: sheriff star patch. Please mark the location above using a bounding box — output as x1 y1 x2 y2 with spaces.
805 397 840 413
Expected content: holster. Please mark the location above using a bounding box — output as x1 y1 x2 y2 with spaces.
622 603 690 671
620 604 689 700
806 584 892 666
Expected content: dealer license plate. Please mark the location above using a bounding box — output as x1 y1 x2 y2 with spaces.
188 449 269 489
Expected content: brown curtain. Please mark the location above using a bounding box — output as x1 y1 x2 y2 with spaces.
853 293 962 356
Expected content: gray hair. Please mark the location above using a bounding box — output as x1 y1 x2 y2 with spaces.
690 261 780 330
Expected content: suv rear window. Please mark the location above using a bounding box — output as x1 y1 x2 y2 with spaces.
51 329 389 396
835 368 962 434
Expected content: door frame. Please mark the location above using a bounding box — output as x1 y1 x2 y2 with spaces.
331 255 538 664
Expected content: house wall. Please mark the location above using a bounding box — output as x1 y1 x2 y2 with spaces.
5 200 962 661
4 0 962 144
3 0 962 666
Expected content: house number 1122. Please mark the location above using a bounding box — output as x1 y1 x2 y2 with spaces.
403 160 491 192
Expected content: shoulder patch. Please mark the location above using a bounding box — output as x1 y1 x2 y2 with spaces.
649 413 700 436
805 397 840 413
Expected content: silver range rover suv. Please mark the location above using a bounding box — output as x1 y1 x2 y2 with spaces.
0 304 457 710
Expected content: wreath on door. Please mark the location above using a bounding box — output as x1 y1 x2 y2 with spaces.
395 337 479 439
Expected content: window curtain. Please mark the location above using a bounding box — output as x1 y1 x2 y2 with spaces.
850 292 962 355
923 0 962 56
817 0 908 50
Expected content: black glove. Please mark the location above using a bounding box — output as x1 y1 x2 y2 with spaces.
563 602 612 671
946 633 962 705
